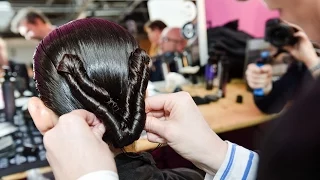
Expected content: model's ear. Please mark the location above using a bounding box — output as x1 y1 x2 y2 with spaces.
28 97 58 135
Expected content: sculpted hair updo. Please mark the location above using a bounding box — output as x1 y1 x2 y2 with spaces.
33 18 150 148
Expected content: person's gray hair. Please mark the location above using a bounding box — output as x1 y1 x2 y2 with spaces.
10 7 51 33
160 27 185 40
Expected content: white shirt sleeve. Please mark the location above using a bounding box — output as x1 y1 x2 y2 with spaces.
205 141 259 180
77 170 119 180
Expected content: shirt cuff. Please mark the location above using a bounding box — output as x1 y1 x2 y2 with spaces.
205 141 259 180
77 170 119 180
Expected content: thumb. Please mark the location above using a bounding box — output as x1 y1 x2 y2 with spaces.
144 116 167 139
91 123 106 139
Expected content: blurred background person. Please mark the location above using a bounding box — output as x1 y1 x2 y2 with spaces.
10 7 55 41
246 23 319 114
159 27 187 54
144 20 167 57
149 27 187 82
244 0 320 178
264 0 320 43
0 37 32 95
245 0 320 114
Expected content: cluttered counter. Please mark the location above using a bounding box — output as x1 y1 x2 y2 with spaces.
2 80 273 180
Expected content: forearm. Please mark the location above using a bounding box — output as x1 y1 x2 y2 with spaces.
205 142 259 180
192 131 229 175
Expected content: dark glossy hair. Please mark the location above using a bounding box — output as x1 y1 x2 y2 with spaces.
33 18 150 148
144 20 167 31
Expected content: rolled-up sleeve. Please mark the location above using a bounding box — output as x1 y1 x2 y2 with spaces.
78 171 119 180
205 141 259 180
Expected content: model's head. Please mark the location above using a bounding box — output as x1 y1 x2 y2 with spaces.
33 18 150 148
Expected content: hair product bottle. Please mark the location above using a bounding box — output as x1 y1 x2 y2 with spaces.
2 66 16 122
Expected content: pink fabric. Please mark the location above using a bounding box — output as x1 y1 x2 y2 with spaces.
205 0 279 37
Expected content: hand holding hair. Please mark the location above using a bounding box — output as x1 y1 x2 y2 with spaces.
28 97 117 180
144 92 228 174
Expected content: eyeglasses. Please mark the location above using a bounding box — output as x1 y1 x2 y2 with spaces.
162 37 182 44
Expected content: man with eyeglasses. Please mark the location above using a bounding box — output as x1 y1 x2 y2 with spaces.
159 27 187 54
149 27 187 82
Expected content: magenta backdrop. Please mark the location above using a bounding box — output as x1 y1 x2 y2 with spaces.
205 0 279 37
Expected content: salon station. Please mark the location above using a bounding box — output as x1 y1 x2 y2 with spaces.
0 0 284 179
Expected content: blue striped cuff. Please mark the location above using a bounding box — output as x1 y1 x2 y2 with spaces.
208 141 259 180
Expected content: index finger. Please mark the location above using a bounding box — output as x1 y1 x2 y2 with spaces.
145 93 174 113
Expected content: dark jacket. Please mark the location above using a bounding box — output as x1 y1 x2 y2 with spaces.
8 60 31 92
257 78 320 180
115 152 204 180
254 62 313 114
150 57 165 82
149 52 180 82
